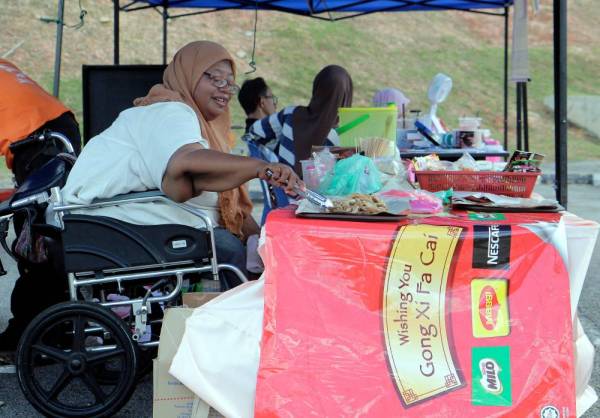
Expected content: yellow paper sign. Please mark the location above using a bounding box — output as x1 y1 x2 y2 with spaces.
471 278 510 338
383 224 464 407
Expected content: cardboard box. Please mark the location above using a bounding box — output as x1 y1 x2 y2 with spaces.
182 292 221 308
153 292 221 418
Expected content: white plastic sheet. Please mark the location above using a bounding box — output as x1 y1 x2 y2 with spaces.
170 280 264 418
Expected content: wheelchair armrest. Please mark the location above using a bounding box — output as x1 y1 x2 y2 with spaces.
90 190 165 205
55 189 167 211
53 189 216 230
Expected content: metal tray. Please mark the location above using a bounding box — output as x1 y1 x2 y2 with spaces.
296 212 406 222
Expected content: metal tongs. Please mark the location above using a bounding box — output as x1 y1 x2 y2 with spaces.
265 168 333 210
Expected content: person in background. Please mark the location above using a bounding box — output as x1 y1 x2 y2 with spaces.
246 65 353 176
0 59 81 352
238 77 278 133
372 87 410 109
373 87 411 126
0 58 81 184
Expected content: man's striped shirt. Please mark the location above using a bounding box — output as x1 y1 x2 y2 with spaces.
245 106 339 168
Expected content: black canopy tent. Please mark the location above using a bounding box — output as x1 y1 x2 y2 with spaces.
52 0 568 206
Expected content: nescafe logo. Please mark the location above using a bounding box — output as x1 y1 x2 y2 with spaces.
473 225 511 270
479 286 500 330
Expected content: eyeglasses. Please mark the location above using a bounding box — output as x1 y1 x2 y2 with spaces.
262 94 278 105
203 71 240 94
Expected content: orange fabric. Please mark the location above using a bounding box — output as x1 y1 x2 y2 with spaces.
0 59 69 168
134 41 253 238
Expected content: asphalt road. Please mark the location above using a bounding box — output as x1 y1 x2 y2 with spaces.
0 183 598 417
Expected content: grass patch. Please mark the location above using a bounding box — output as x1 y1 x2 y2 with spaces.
2 1 598 162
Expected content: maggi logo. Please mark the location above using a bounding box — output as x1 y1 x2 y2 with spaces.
479 286 500 330
471 279 509 338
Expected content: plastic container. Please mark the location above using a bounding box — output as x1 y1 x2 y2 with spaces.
456 129 484 148
397 116 416 130
300 160 322 191
415 171 540 197
458 116 482 131
338 106 397 147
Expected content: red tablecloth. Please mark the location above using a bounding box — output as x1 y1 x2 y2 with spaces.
256 209 575 417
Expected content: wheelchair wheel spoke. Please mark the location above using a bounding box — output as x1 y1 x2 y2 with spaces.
32 344 69 363
87 348 125 365
46 369 72 401
81 371 107 403
72 315 85 352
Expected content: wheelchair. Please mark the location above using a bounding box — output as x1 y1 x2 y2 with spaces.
0 132 248 417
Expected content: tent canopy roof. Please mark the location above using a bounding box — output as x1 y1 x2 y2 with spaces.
122 0 513 19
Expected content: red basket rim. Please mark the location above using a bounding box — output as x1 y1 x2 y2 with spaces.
415 170 540 176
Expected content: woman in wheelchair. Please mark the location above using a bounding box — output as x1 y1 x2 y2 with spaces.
60 41 299 286
0 41 299 418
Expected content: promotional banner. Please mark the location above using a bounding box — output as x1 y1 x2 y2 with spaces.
256 210 574 418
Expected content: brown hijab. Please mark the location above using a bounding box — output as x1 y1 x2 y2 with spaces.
134 41 253 238
291 65 353 174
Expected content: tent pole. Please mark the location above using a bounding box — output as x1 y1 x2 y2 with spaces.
162 3 168 64
52 0 65 97
553 0 567 207
523 82 529 151
516 83 522 150
114 0 120 64
503 6 509 152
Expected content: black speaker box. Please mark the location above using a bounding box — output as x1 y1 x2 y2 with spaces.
82 64 166 143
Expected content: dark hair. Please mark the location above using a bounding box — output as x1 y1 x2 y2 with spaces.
238 77 269 115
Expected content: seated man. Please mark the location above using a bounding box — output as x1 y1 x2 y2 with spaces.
238 77 278 133
0 59 81 351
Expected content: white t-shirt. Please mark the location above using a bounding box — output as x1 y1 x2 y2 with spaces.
60 102 221 228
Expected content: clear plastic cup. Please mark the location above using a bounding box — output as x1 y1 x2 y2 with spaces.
301 160 320 191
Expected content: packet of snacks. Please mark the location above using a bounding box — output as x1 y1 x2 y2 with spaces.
413 154 457 171
413 154 440 171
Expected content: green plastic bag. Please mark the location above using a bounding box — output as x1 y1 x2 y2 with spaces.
319 154 382 196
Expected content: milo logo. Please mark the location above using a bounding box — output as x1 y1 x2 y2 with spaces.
472 346 512 406
479 358 502 394
479 285 500 330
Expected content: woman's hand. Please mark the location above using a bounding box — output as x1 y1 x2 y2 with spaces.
257 163 304 195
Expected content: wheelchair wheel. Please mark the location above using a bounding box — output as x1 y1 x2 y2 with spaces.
16 301 138 418
93 344 156 385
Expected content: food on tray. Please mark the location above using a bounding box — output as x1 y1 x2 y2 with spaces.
329 193 388 215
